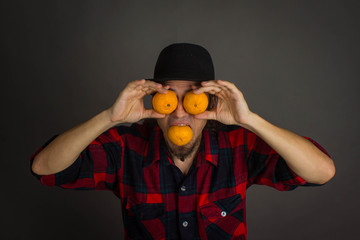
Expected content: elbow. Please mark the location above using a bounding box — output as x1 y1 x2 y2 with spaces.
326 159 336 182
32 154 47 176
317 158 336 185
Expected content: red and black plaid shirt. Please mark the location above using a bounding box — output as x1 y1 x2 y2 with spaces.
30 123 329 240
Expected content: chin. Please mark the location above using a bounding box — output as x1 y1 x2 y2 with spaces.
170 140 194 153
166 136 201 161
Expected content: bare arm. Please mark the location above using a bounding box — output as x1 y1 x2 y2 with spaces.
194 80 335 184
245 113 335 184
32 110 115 175
32 79 168 175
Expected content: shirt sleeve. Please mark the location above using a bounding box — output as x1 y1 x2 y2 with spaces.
245 130 331 191
30 126 126 192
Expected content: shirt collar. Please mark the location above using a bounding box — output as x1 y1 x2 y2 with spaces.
144 126 219 168
196 129 219 167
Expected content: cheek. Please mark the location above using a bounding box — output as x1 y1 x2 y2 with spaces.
194 119 207 136
156 117 168 132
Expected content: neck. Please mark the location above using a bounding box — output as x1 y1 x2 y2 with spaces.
171 137 201 175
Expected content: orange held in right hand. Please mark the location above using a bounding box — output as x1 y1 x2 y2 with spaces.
152 90 178 114
108 79 169 124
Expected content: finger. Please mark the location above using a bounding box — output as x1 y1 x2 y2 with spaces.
132 80 150 92
142 88 157 96
143 109 166 119
208 90 225 99
194 86 228 101
200 81 221 91
217 80 240 93
201 80 230 93
143 80 164 89
218 80 246 102
133 86 150 98
144 80 168 94
135 81 167 96
127 79 146 90
120 81 147 99
193 86 223 95
144 79 161 87
145 87 168 95
154 87 168 94
194 110 217 120
201 80 223 87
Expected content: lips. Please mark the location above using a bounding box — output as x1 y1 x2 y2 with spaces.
170 122 192 129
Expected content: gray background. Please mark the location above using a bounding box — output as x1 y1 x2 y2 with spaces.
2 0 359 239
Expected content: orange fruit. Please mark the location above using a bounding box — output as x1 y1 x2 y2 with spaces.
168 125 193 146
183 91 208 115
152 90 178 114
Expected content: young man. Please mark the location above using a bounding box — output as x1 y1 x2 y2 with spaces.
31 43 335 240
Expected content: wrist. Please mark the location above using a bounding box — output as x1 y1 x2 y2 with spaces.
240 112 261 133
101 109 122 129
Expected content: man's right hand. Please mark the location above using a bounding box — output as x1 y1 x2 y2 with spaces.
107 79 169 124
32 79 169 176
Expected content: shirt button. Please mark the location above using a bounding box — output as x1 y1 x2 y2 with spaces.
180 185 186 192
182 221 189 227
221 211 227 217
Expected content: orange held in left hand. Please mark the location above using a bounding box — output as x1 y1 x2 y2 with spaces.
193 80 254 127
183 91 209 115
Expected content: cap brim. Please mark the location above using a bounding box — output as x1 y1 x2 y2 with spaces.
146 77 212 83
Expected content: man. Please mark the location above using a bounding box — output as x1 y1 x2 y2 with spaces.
31 43 335 240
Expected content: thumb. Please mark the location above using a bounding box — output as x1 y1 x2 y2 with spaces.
143 109 166 119
194 110 217 120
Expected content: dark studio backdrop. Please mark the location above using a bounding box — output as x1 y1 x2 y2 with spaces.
1 0 359 239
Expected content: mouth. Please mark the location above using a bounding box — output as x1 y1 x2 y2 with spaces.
170 122 192 129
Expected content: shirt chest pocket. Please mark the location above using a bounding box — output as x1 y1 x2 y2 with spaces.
125 198 165 240
199 194 246 240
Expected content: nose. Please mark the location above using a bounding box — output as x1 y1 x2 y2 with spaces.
172 99 188 118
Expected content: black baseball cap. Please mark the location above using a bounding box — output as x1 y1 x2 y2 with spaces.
147 43 215 82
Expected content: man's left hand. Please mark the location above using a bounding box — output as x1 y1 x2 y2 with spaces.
193 80 254 128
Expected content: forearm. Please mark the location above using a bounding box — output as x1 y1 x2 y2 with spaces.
32 109 119 175
244 113 335 184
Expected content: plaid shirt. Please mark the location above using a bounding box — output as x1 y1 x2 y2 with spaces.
30 123 329 240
